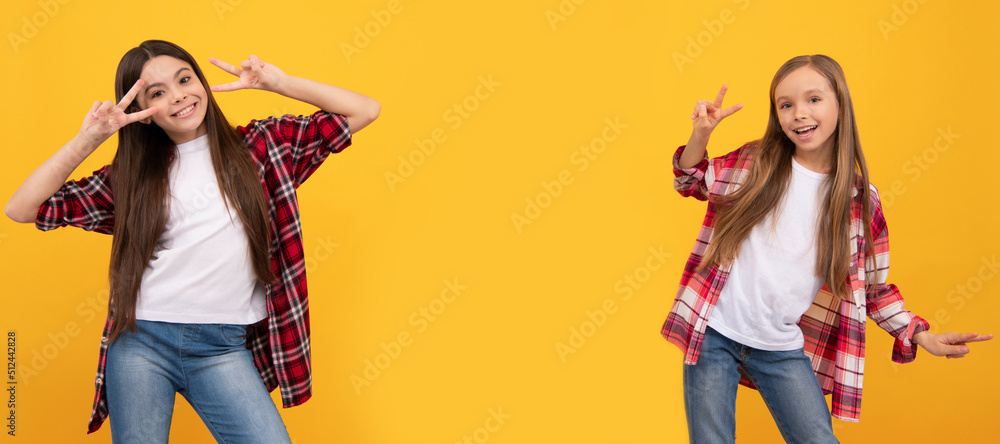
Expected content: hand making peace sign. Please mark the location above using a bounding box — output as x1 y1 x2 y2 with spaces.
209 55 287 93
79 79 159 147
691 84 743 139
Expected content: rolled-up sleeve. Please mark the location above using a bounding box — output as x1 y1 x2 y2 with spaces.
36 165 115 234
239 111 352 188
672 145 710 201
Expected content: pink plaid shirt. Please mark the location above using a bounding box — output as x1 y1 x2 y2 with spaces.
660 143 929 422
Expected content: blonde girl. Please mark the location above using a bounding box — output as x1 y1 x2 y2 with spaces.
661 54 991 443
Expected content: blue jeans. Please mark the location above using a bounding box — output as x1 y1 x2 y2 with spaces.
106 320 291 443
683 327 838 444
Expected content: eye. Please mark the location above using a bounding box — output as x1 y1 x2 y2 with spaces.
779 103 791 109
809 97 821 103
180 76 191 84
151 90 163 99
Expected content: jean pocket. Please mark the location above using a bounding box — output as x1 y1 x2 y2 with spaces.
220 324 248 347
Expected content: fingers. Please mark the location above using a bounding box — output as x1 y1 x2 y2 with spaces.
967 333 995 343
117 79 145 108
94 100 115 119
949 332 994 344
691 87 742 122
937 332 994 358
209 56 241 76
944 332 976 344
248 54 265 69
241 55 265 78
124 106 159 124
691 102 703 119
713 84 729 108
212 55 265 92
245 55 263 81
86 100 101 118
211 81 243 93
945 344 971 356
720 103 744 119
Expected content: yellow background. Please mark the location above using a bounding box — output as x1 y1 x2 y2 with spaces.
2 0 998 442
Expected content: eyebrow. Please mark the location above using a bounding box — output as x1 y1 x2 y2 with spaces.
144 67 192 95
775 88 826 102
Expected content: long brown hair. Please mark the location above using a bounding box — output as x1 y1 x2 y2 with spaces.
700 55 874 299
108 40 275 341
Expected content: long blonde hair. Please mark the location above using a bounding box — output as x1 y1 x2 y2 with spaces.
699 55 874 299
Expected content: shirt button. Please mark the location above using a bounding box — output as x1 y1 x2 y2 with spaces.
101 337 108 343
96 377 102 384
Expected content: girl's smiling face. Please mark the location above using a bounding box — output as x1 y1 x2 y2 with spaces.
774 66 840 168
135 55 209 144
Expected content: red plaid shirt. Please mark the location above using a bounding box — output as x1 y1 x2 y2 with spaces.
660 143 929 422
35 111 352 433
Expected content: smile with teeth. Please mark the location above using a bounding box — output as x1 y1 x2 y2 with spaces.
172 103 196 118
794 125 817 134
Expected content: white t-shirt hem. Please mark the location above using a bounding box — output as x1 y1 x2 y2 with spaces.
135 308 267 325
708 320 805 351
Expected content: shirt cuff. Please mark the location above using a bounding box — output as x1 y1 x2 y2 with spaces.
892 315 931 363
672 145 708 180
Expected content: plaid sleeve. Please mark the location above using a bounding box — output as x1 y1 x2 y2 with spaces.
863 185 929 363
239 111 352 187
35 165 115 234
672 145 710 200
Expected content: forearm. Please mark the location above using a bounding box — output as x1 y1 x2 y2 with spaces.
5 134 98 223
273 75 380 134
678 130 709 169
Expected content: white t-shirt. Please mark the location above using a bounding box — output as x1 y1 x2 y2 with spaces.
135 135 267 324
706 157 828 351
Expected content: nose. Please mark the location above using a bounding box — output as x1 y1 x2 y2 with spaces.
168 87 186 103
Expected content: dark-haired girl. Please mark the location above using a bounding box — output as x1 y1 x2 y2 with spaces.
5 40 379 442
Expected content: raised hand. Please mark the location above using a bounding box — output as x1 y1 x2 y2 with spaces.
79 79 159 147
678 84 743 168
209 55 287 93
914 331 993 359
691 84 743 138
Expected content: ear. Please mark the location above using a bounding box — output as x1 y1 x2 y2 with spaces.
130 106 153 124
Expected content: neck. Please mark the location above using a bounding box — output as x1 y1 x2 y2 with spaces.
793 149 832 174
166 122 209 145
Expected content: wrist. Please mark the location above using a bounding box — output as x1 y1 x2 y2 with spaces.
688 130 710 146
71 132 98 150
70 133 102 158
912 330 930 347
270 74 295 97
